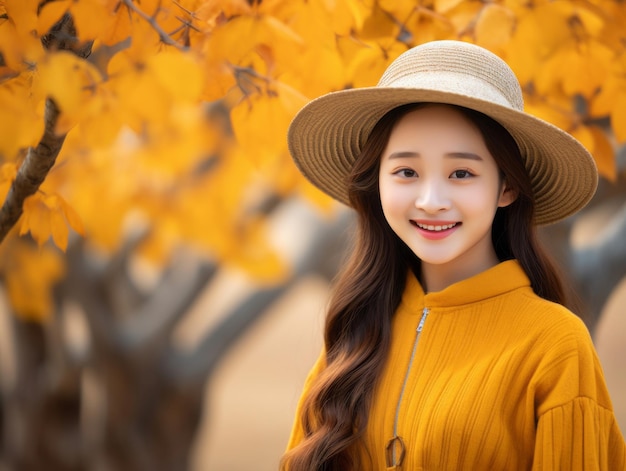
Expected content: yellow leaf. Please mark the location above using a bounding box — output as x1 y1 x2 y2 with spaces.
148 51 205 102
206 15 262 66
0 162 17 202
34 52 102 132
574 4 605 38
300 175 335 212
0 9 44 69
504 3 572 85
99 1 133 46
446 1 483 33
4 0 38 38
523 94 573 131
37 0 71 36
331 0 370 36
17 192 79 250
611 92 626 143
0 77 44 158
230 91 291 167
50 206 69 251
275 81 309 119
20 193 52 246
377 0 414 20
136 218 180 266
230 217 286 282
278 39 346 97
4 241 65 321
58 194 85 236
544 41 612 99
590 75 621 119
108 53 171 127
344 41 406 88
42 194 73 250
0 21 23 71
435 0 465 14
586 125 616 182
69 0 113 41
358 1 397 40
262 14 304 47
192 0 251 27
406 9 455 45
475 4 515 52
569 124 594 152
73 92 123 148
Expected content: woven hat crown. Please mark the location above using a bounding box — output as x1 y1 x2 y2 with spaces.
378 41 524 112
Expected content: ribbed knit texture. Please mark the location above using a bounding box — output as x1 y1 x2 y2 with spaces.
286 261 626 470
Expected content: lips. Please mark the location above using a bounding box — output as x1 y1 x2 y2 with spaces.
411 220 461 240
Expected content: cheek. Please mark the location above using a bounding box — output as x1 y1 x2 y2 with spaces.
379 183 411 215
457 186 501 216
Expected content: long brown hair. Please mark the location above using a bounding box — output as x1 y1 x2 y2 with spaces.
280 103 567 471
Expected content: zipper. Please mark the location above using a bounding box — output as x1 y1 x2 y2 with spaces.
385 307 429 468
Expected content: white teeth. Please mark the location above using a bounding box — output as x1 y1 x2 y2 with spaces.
416 222 457 231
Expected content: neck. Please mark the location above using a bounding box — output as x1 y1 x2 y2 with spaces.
421 248 500 293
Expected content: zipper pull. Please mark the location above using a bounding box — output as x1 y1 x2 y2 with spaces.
417 307 429 333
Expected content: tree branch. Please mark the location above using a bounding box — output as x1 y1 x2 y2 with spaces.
0 99 66 243
118 258 217 353
121 0 187 50
0 12 93 244
573 199 626 322
165 204 353 385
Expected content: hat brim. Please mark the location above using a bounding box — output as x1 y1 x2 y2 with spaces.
288 87 598 225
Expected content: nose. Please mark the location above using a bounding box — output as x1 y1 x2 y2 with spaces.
414 179 450 213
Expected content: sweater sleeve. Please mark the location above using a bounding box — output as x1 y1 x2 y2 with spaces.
533 396 626 470
530 312 626 470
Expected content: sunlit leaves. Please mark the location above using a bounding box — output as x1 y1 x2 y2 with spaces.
575 125 617 182
70 0 119 41
19 192 84 250
0 239 65 321
534 40 612 99
475 4 514 52
33 52 102 133
230 84 307 169
0 162 17 201
37 0 71 36
0 0 625 320
106 48 205 131
435 0 465 13
612 93 626 143
504 2 572 85
0 76 44 158
0 0 44 71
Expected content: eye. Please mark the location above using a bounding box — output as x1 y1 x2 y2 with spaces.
393 168 418 178
450 169 474 179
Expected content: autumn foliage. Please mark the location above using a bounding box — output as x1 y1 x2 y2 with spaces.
0 0 624 321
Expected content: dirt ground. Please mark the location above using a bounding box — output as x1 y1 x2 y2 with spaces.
190 276 327 471
191 274 626 471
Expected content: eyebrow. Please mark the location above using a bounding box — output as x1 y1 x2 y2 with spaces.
386 151 484 161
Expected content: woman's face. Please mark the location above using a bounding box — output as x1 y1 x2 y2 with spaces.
378 105 515 290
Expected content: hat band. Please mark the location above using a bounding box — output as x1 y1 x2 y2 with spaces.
381 71 519 111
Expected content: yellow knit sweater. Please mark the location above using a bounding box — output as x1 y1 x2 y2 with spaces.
286 260 626 470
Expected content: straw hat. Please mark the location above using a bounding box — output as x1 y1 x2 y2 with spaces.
287 40 598 225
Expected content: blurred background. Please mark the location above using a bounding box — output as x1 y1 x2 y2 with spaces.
0 0 624 470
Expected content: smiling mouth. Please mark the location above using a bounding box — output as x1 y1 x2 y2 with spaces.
412 222 459 231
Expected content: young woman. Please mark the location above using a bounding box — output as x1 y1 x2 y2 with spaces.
281 41 626 470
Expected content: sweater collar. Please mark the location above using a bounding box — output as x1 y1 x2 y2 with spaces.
402 260 531 311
